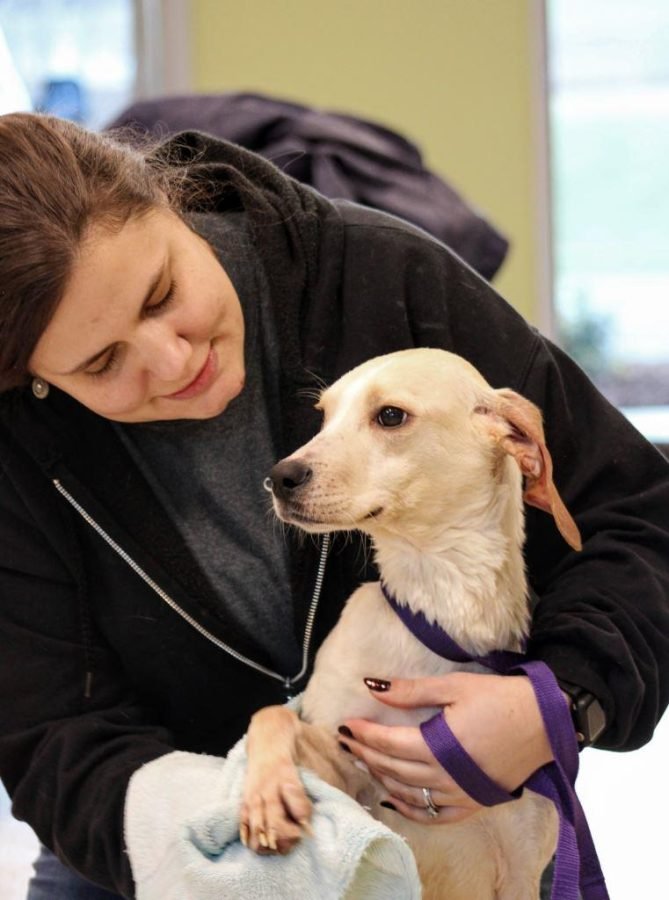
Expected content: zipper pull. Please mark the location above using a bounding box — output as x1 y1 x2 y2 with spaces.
284 678 295 702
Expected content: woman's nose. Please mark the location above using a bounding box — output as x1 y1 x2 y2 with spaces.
136 322 192 381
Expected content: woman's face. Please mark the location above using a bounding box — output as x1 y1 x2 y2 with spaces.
29 208 246 423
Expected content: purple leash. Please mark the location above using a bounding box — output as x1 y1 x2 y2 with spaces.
381 583 609 900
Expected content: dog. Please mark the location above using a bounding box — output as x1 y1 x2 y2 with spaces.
241 348 581 899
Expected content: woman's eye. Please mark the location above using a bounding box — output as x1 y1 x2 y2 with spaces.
86 346 121 378
376 406 407 428
145 280 177 317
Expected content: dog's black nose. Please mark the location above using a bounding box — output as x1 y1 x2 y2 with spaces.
269 459 313 501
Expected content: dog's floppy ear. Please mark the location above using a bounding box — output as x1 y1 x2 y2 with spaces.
475 389 582 551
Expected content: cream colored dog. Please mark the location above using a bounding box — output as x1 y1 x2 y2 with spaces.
242 348 581 899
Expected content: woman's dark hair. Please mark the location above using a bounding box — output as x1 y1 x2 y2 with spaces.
0 113 193 392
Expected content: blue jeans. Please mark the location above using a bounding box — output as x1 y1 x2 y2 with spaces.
27 846 123 900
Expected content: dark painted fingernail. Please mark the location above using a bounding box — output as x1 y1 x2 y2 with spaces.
338 741 352 753
380 801 397 811
364 677 391 692
338 725 353 738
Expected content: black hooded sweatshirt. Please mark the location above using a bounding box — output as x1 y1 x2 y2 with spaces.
0 133 668 896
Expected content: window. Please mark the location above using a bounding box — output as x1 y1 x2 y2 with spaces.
0 0 136 127
547 0 669 445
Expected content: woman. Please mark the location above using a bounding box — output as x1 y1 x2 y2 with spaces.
0 112 667 899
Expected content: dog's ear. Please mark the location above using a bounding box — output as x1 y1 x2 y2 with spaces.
474 389 582 551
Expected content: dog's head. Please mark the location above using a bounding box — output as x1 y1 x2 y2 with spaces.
268 349 580 551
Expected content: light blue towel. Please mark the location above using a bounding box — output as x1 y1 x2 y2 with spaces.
125 734 422 899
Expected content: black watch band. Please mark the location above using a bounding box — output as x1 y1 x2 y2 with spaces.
557 679 606 748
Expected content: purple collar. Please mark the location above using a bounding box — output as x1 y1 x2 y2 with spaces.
380 581 608 900
380 582 526 670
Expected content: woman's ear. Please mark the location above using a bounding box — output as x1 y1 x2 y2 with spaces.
474 389 582 551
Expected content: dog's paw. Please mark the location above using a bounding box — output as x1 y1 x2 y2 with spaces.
240 758 313 855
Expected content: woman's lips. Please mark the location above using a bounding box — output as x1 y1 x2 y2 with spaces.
165 347 218 400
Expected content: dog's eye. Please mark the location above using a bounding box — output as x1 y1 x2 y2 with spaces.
376 406 407 428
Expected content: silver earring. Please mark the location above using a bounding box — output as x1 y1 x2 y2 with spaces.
31 377 50 400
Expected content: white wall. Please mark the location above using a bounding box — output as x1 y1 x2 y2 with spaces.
577 711 669 895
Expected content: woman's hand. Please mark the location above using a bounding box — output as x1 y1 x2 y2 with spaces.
338 671 560 824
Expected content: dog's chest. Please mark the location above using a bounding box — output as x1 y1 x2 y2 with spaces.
301 582 487 731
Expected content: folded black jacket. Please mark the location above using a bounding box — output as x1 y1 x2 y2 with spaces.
0 132 668 896
108 91 509 280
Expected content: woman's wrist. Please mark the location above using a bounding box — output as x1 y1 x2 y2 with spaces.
555 679 607 747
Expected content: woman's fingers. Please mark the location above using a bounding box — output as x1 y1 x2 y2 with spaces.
363 674 462 709
338 717 466 797
381 794 480 826
373 771 463 810
340 730 432 784
338 729 464 799
340 718 433 763
355 671 556 795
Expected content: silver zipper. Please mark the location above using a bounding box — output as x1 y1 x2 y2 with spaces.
53 478 330 691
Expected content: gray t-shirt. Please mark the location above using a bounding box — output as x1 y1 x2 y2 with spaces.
115 212 300 673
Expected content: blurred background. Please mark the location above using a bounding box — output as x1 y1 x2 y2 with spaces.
0 0 667 897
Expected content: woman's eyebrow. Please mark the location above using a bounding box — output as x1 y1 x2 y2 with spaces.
63 264 166 375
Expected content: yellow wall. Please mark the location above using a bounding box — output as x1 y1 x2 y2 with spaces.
189 0 543 322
